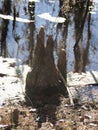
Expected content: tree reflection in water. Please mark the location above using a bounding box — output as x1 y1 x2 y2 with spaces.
0 0 96 72
27 1 35 66
0 0 11 57
73 0 91 72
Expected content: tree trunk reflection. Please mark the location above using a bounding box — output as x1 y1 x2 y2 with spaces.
0 0 11 57
74 0 90 72
27 1 35 66
82 13 91 72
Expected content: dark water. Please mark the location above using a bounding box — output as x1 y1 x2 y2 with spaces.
0 0 98 72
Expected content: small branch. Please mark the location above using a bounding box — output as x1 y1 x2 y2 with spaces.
56 66 74 106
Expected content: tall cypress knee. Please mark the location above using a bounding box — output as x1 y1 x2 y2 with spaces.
25 27 68 106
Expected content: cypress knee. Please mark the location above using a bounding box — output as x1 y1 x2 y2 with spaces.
25 27 68 106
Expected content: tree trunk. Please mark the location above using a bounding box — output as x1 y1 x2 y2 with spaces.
25 27 68 107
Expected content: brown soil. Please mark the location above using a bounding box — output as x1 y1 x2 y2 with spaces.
0 96 98 130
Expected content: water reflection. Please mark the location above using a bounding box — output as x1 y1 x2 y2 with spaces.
0 0 98 72
73 0 90 72
82 13 91 72
0 0 11 57
27 1 35 66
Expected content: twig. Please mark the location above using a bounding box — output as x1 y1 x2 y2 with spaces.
56 66 74 106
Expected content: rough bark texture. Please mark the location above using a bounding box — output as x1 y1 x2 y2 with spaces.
25 27 68 106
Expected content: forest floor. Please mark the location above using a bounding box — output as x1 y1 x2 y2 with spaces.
0 96 98 130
